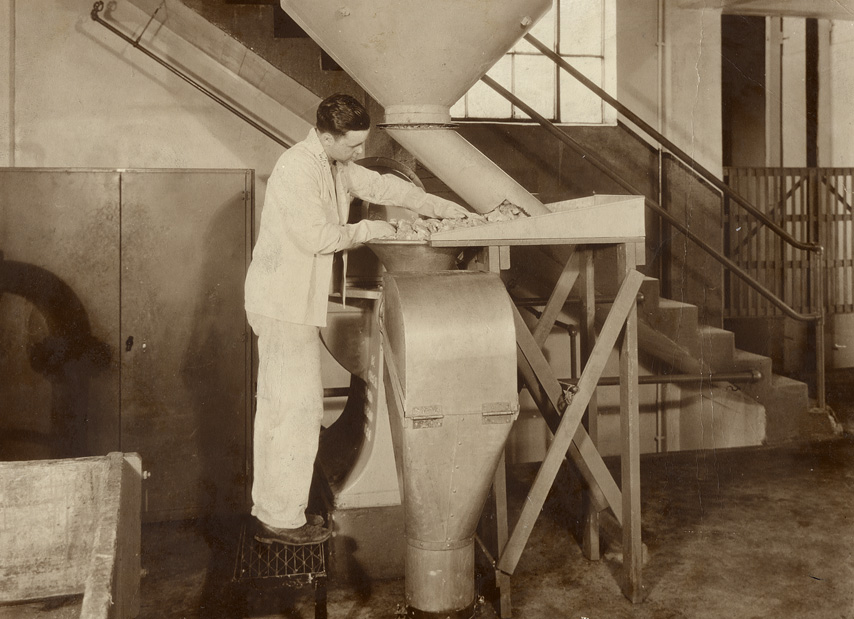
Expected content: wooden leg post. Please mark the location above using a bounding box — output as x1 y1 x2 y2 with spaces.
492 452 512 618
579 249 601 561
618 244 644 602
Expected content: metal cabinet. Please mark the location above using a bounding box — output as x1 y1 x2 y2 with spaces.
0 168 253 520
0 169 122 461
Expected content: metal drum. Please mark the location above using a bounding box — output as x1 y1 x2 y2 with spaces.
381 271 519 618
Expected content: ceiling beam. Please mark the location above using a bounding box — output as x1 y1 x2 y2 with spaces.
678 0 854 21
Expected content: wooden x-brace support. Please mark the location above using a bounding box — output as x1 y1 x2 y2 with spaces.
492 244 644 616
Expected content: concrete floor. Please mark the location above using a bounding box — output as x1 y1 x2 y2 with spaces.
136 437 853 618
137 374 854 619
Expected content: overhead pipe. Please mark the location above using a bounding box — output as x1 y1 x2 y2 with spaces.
90 1 291 149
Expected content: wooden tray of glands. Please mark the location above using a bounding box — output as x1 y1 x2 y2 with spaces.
430 194 645 247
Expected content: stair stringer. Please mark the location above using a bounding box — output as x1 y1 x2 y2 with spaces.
124 0 317 145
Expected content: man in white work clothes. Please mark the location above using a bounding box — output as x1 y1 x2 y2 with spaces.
244 93 470 544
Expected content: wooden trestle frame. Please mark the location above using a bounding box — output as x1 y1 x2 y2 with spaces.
487 243 644 617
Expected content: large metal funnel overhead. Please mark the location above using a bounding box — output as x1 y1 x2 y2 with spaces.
280 0 553 215
280 0 552 124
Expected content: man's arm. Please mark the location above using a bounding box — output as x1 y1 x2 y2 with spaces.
278 157 393 255
344 163 471 219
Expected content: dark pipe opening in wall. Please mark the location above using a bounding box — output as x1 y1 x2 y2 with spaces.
0 259 112 458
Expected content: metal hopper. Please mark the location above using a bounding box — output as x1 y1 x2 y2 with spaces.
381 271 518 618
279 0 552 216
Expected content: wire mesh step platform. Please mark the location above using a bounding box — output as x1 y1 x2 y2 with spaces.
232 518 329 619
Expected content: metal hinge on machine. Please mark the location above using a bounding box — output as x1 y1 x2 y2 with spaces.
481 402 518 424
411 405 444 429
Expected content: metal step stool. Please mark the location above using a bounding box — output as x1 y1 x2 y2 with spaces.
232 518 328 619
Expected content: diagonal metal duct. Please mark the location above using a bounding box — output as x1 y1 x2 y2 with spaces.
280 0 553 215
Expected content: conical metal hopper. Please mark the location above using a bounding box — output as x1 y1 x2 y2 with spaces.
280 1 551 124
280 0 552 215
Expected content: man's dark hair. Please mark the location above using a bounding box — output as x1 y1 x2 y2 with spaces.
316 94 371 136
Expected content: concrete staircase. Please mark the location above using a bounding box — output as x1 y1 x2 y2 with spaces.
635 276 812 448
506 246 815 460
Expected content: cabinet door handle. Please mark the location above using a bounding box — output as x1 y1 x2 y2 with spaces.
125 336 134 352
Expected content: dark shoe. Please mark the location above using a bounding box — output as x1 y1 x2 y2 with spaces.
306 513 326 527
254 519 331 546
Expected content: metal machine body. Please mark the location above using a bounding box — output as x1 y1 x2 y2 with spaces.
381 271 519 618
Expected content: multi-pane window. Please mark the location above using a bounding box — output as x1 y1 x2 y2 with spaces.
450 0 615 125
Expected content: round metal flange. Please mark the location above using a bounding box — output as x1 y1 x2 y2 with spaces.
405 602 475 619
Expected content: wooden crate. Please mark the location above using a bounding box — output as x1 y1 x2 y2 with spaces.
0 453 142 618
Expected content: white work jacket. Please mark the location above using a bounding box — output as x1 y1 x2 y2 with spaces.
245 129 438 327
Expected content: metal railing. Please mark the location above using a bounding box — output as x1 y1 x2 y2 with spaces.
725 167 854 317
485 34 826 408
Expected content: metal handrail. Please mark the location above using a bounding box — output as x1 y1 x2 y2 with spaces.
727 166 854 214
523 34 822 255
90 1 290 149
723 172 808 255
526 32 826 406
479 74 827 409
480 75 818 322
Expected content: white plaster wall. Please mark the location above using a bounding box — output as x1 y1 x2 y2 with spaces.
617 0 723 176
0 0 11 167
4 0 296 199
615 0 660 131
781 17 808 166
662 4 723 176
826 20 854 165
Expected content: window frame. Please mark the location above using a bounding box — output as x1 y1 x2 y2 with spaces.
450 0 617 127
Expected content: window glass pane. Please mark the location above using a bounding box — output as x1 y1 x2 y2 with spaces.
515 1 555 53
450 96 466 118
514 55 555 120
465 56 513 118
559 56 602 123
559 0 603 56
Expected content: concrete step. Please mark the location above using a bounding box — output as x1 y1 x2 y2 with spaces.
727 348 774 378
637 276 661 313
763 374 811 444
638 277 813 448
672 382 767 451
726 349 774 401
696 325 736 370
640 298 700 354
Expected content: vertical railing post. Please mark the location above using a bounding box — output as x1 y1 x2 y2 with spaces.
815 245 827 410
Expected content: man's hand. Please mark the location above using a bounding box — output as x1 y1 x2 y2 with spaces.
433 199 472 219
366 220 396 239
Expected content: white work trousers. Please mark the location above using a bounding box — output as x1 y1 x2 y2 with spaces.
248 312 323 529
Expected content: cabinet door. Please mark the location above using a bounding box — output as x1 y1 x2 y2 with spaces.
0 169 121 460
120 169 252 520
